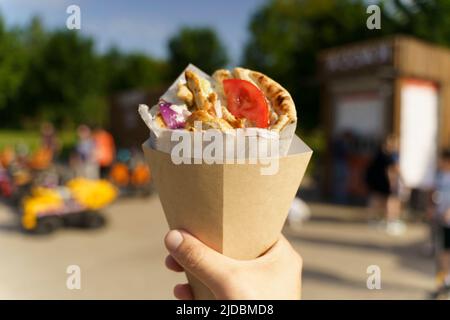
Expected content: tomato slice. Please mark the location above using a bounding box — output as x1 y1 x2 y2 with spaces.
223 79 269 128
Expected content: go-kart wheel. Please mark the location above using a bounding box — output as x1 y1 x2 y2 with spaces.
63 212 84 227
31 216 63 235
79 211 106 229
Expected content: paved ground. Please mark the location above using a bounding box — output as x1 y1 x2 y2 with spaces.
286 205 435 299
0 195 435 299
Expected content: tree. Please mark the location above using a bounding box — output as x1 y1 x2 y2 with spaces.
0 15 29 114
244 0 450 130
243 0 390 130
23 16 47 51
6 17 49 125
381 0 450 46
17 30 104 125
101 47 167 92
168 27 228 76
0 12 169 128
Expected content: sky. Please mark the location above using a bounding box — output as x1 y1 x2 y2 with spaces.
0 0 267 64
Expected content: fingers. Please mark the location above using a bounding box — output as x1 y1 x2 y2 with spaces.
164 229 231 289
174 283 194 300
165 255 184 272
254 235 302 267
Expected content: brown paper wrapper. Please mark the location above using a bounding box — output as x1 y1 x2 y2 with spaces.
143 134 312 299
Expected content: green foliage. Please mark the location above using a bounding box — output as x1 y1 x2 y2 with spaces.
0 16 227 128
243 0 450 130
101 48 167 92
381 0 450 46
2 1 450 132
168 27 228 76
0 16 29 112
18 30 103 125
0 17 107 127
0 129 76 153
243 0 391 130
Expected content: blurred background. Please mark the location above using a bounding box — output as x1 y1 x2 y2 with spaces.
1 0 450 299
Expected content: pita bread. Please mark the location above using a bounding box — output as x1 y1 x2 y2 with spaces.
223 67 297 131
247 70 297 129
232 67 259 87
154 67 296 132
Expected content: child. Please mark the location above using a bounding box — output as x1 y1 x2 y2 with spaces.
432 149 450 297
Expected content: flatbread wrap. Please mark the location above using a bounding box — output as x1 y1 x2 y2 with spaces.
139 67 296 133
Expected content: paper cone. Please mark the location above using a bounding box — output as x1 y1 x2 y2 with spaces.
143 134 312 299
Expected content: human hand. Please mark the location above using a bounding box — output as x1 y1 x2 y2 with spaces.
164 230 302 300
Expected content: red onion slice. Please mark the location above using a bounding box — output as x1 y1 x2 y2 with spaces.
159 101 186 129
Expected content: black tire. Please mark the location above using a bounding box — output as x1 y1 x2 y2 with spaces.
31 216 63 235
63 211 85 227
79 211 106 229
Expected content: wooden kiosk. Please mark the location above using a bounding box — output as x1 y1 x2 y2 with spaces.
319 36 450 199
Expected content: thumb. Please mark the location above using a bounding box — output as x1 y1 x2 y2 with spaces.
165 229 230 288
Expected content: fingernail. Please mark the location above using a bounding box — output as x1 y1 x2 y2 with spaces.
165 230 183 252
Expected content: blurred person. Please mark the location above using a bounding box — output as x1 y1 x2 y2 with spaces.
365 141 391 222
430 149 450 296
0 145 15 168
384 135 406 236
7 144 33 194
15 143 30 167
93 127 116 178
365 135 405 235
74 124 98 179
29 146 53 171
331 131 353 204
0 161 13 198
26 122 57 171
40 122 60 160
164 230 302 300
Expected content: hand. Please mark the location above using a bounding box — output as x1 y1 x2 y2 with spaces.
164 230 302 300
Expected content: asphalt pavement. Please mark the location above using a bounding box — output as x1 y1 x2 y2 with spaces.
0 196 435 299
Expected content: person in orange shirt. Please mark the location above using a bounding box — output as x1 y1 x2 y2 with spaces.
93 128 116 178
40 122 59 161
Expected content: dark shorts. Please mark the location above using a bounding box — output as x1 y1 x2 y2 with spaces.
442 226 450 250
